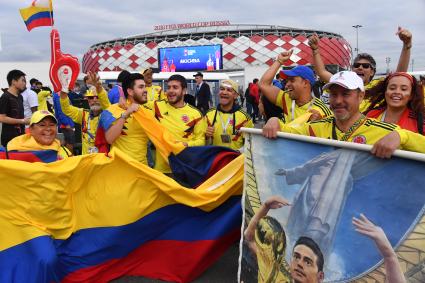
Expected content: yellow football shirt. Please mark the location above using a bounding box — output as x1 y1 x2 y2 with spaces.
146 85 166 102
359 78 385 113
279 116 425 153
99 104 149 164
60 88 110 154
205 107 253 150
275 90 332 124
145 100 205 173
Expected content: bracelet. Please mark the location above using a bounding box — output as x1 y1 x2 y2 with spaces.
276 58 284 65
312 48 319 54
404 44 412 50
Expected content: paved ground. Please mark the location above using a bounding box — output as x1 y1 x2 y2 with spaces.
112 244 240 283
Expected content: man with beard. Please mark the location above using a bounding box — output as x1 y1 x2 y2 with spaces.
263 71 425 157
99 73 149 164
259 51 332 125
60 71 110 154
145 74 204 174
289 237 324 283
205 79 253 150
0 70 30 146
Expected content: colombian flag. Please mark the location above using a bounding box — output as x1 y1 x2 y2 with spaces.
19 0 54 32
0 107 244 282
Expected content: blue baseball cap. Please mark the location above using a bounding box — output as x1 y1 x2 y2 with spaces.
279 66 316 86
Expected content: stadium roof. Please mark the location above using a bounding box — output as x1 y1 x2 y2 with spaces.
90 24 343 50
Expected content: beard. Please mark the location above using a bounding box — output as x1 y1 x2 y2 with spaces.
90 104 102 115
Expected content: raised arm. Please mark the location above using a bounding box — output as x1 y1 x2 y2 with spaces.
86 71 111 110
259 50 293 104
395 27 412 72
308 33 332 83
353 214 406 283
244 195 290 255
60 91 83 124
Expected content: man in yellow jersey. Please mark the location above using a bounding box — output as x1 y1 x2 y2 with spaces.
205 79 253 151
99 73 149 164
259 50 332 124
60 72 110 154
308 27 412 111
263 71 425 158
145 74 205 174
142 68 166 102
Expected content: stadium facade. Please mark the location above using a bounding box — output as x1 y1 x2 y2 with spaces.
82 23 352 73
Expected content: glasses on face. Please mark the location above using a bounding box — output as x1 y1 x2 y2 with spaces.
352 63 372 69
87 96 98 100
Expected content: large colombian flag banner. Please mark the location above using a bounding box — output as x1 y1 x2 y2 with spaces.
19 0 54 32
0 107 243 283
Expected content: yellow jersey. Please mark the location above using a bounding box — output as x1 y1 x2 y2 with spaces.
145 100 205 173
205 106 253 150
60 88 110 154
146 85 166 102
275 90 332 124
99 104 149 164
279 116 425 153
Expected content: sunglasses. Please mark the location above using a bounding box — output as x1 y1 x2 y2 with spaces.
87 96 99 100
352 63 373 69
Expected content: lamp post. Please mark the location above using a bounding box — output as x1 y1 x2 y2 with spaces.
385 57 391 74
352 25 362 57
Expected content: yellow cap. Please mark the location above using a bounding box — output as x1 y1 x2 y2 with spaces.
220 79 239 94
85 87 97 97
139 68 153 75
30 110 57 126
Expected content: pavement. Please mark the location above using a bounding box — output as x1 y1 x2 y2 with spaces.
112 244 240 283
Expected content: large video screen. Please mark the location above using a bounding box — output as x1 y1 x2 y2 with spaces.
158 44 223 72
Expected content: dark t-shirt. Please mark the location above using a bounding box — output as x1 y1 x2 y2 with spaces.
0 90 25 146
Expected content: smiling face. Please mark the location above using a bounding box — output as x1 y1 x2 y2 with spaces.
29 117 57 146
218 85 238 109
166 80 185 105
285 76 309 100
385 76 412 110
329 85 363 121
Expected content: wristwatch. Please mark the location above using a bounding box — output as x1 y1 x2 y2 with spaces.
120 113 128 120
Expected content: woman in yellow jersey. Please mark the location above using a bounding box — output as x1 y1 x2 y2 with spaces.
244 195 292 283
365 72 425 134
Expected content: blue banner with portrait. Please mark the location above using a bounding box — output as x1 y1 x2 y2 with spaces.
240 130 425 283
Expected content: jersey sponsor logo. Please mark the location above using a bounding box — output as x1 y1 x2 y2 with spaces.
352 135 366 144
181 114 190 123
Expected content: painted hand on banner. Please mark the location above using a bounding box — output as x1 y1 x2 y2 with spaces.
371 131 401 158
353 214 393 258
353 213 406 283
264 195 290 209
49 29 80 93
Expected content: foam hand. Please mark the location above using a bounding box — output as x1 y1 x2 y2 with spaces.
49 29 80 93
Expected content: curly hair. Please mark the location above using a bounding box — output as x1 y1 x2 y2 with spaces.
364 73 424 133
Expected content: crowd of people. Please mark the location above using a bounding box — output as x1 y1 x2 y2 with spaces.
0 25 422 282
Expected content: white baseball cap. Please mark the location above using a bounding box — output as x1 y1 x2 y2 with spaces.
323 71 365 92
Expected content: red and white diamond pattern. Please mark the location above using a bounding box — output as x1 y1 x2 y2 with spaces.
83 34 351 73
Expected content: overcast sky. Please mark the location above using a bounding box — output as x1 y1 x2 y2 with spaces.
1 0 424 73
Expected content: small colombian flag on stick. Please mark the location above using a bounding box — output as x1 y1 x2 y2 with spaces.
19 0 54 32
